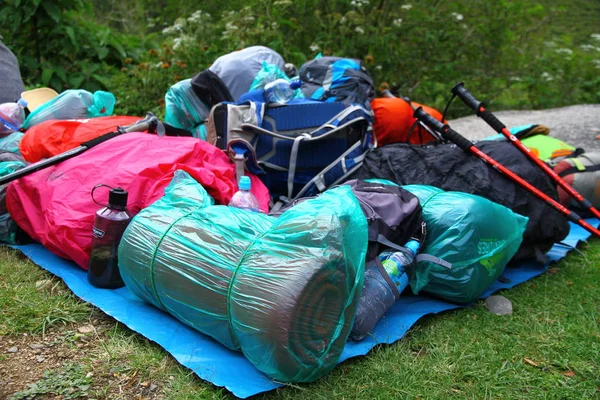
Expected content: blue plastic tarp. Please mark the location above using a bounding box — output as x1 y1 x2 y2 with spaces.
10 219 596 398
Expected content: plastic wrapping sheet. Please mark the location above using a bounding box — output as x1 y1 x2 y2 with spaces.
118 170 368 382
10 218 597 398
23 90 115 129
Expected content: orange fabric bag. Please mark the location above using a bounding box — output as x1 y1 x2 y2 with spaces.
371 98 445 146
20 116 141 162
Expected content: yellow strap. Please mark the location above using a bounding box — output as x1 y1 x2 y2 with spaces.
572 158 586 171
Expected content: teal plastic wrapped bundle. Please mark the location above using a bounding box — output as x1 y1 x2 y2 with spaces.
249 61 303 98
404 185 528 304
118 170 368 382
22 90 115 129
164 79 210 140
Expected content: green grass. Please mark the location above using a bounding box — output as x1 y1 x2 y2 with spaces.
1 242 599 399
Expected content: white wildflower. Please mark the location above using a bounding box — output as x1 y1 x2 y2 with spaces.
452 12 464 21
580 44 596 51
340 16 347 24
173 37 183 50
310 43 320 52
509 76 522 82
541 72 553 81
243 15 255 23
271 22 279 30
375 65 382 70
401 4 412 10
555 48 573 56
162 23 183 36
591 33 600 42
355 26 365 34
593 59 600 69
351 0 369 7
393 18 402 27
187 10 209 24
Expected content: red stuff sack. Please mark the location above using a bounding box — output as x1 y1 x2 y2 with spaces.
7 133 270 269
20 116 142 162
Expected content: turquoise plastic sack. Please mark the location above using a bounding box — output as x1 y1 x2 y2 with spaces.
404 185 528 304
249 61 304 98
23 90 115 129
0 131 23 153
118 170 368 382
164 79 210 140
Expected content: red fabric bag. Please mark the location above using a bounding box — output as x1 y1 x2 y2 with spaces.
7 133 270 269
20 116 142 162
371 98 445 146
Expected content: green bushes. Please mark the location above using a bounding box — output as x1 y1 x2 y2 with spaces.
1 0 599 117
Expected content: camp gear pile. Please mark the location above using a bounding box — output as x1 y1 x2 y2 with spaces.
118 171 367 382
2 45 597 389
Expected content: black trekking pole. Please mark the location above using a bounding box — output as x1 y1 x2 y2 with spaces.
451 82 600 221
412 106 600 239
0 113 161 186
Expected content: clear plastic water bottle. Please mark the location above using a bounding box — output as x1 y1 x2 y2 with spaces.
263 79 302 104
88 185 132 289
350 240 420 340
0 98 28 136
228 176 260 212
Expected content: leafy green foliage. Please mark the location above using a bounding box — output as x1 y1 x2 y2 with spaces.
0 0 147 92
11 363 92 400
1 0 599 117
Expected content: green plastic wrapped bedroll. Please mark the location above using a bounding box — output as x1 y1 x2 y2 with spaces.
118 170 368 382
404 185 528 304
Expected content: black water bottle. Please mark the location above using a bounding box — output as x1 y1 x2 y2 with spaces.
87 185 131 288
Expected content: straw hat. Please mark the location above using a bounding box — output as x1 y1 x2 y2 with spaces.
21 87 59 112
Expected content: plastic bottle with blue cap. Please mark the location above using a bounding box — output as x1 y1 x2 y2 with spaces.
350 239 420 340
0 98 28 136
228 176 260 212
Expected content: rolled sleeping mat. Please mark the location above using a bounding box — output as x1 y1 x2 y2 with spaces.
118 170 368 382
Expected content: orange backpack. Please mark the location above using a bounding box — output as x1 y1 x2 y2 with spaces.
371 97 445 146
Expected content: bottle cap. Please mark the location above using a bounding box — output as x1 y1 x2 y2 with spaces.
405 239 420 255
17 98 28 108
290 80 302 90
108 187 128 210
238 176 251 191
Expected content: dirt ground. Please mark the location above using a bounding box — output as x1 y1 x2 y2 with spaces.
0 313 163 400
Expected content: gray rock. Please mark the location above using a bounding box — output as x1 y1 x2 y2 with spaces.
29 343 45 350
485 295 513 315
36 356 45 363
7 346 18 353
449 104 600 151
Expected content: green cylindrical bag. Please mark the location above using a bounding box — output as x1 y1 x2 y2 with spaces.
404 185 529 304
118 170 368 382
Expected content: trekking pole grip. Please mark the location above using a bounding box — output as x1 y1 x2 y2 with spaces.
451 82 482 112
413 107 474 151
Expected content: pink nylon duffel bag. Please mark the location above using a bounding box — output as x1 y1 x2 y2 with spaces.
7 132 270 269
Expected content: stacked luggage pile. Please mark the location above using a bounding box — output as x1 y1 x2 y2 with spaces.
1 46 597 383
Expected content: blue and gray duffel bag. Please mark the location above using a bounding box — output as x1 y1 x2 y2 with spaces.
207 98 373 204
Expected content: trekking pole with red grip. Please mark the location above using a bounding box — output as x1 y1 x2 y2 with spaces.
451 82 600 220
413 106 600 238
